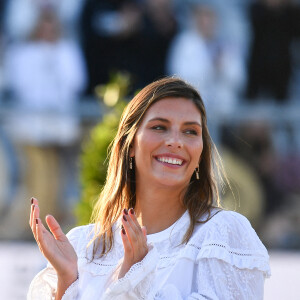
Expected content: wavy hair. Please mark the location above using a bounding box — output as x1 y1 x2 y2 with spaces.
89 77 225 258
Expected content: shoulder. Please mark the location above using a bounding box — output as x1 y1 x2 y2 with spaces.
185 209 271 277
193 209 265 250
203 209 254 234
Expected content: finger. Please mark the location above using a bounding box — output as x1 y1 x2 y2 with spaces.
120 227 132 258
127 209 145 246
31 197 39 206
29 203 34 228
122 214 144 252
32 205 41 238
35 218 50 250
45 215 67 241
122 215 138 245
128 208 142 232
29 197 38 228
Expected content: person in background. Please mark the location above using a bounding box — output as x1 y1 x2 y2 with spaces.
4 6 86 144
140 0 178 86
80 0 144 95
28 77 270 299
246 0 300 102
4 6 87 229
80 0 177 95
167 3 245 116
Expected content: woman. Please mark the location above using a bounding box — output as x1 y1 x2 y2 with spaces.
28 78 270 299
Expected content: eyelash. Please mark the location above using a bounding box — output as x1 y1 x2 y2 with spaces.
150 126 198 136
151 125 166 130
185 129 198 136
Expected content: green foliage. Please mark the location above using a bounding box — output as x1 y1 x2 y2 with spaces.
75 73 130 225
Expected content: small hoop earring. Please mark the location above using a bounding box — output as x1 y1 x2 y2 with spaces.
129 157 133 170
195 166 200 180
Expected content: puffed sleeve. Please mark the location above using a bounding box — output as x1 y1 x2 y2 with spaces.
156 211 270 300
27 225 86 300
152 259 265 300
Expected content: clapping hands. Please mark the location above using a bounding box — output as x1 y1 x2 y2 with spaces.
118 208 148 279
29 198 78 285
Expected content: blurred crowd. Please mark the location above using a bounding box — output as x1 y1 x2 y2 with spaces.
0 0 300 249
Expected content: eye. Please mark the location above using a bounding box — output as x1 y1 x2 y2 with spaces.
184 129 198 135
151 125 166 131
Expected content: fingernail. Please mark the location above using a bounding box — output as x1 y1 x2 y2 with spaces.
35 218 39 225
31 197 34 204
123 215 127 222
129 208 134 215
123 208 128 215
122 228 126 235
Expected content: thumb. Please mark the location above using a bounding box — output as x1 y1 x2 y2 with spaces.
45 215 67 241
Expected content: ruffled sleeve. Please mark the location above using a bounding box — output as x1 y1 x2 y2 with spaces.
193 210 271 277
27 225 90 300
155 210 270 300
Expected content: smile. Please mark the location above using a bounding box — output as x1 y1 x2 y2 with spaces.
155 156 184 166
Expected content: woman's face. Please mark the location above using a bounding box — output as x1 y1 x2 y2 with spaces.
131 97 203 188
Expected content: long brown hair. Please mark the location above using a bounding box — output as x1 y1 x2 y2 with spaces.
90 77 224 257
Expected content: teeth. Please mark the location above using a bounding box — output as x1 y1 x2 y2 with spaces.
157 157 183 165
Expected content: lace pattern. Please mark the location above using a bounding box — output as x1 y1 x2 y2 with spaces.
62 276 79 300
28 210 270 300
27 267 57 300
103 244 159 298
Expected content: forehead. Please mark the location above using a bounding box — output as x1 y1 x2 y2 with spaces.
141 97 202 123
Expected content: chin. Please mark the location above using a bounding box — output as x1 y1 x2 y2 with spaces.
153 174 189 188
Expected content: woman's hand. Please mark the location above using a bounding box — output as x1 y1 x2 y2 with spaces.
29 197 78 286
118 208 148 279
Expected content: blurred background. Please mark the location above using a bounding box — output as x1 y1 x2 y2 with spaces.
0 0 300 298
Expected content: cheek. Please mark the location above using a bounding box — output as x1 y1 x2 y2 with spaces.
189 140 203 161
136 132 161 150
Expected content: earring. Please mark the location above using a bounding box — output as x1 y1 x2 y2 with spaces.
195 166 200 180
129 157 133 170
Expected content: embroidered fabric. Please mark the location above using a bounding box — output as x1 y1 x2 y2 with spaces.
27 209 270 300
61 277 80 300
27 267 57 300
103 244 159 300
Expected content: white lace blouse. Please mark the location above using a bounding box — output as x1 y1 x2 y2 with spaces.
27 209 271 300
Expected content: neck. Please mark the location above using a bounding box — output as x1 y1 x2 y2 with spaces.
134 181 187 234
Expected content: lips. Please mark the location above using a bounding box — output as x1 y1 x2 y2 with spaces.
154 154 186 167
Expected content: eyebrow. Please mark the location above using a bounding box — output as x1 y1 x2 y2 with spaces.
147 117 202 127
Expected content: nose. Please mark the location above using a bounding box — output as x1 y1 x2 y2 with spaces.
166 130 183 149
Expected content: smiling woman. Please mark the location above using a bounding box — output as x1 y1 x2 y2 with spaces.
28 77 270 300
132 98 203 195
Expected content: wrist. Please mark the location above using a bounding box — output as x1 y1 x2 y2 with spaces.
57 269 78 287
118 263 130 279
56 272 78 300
